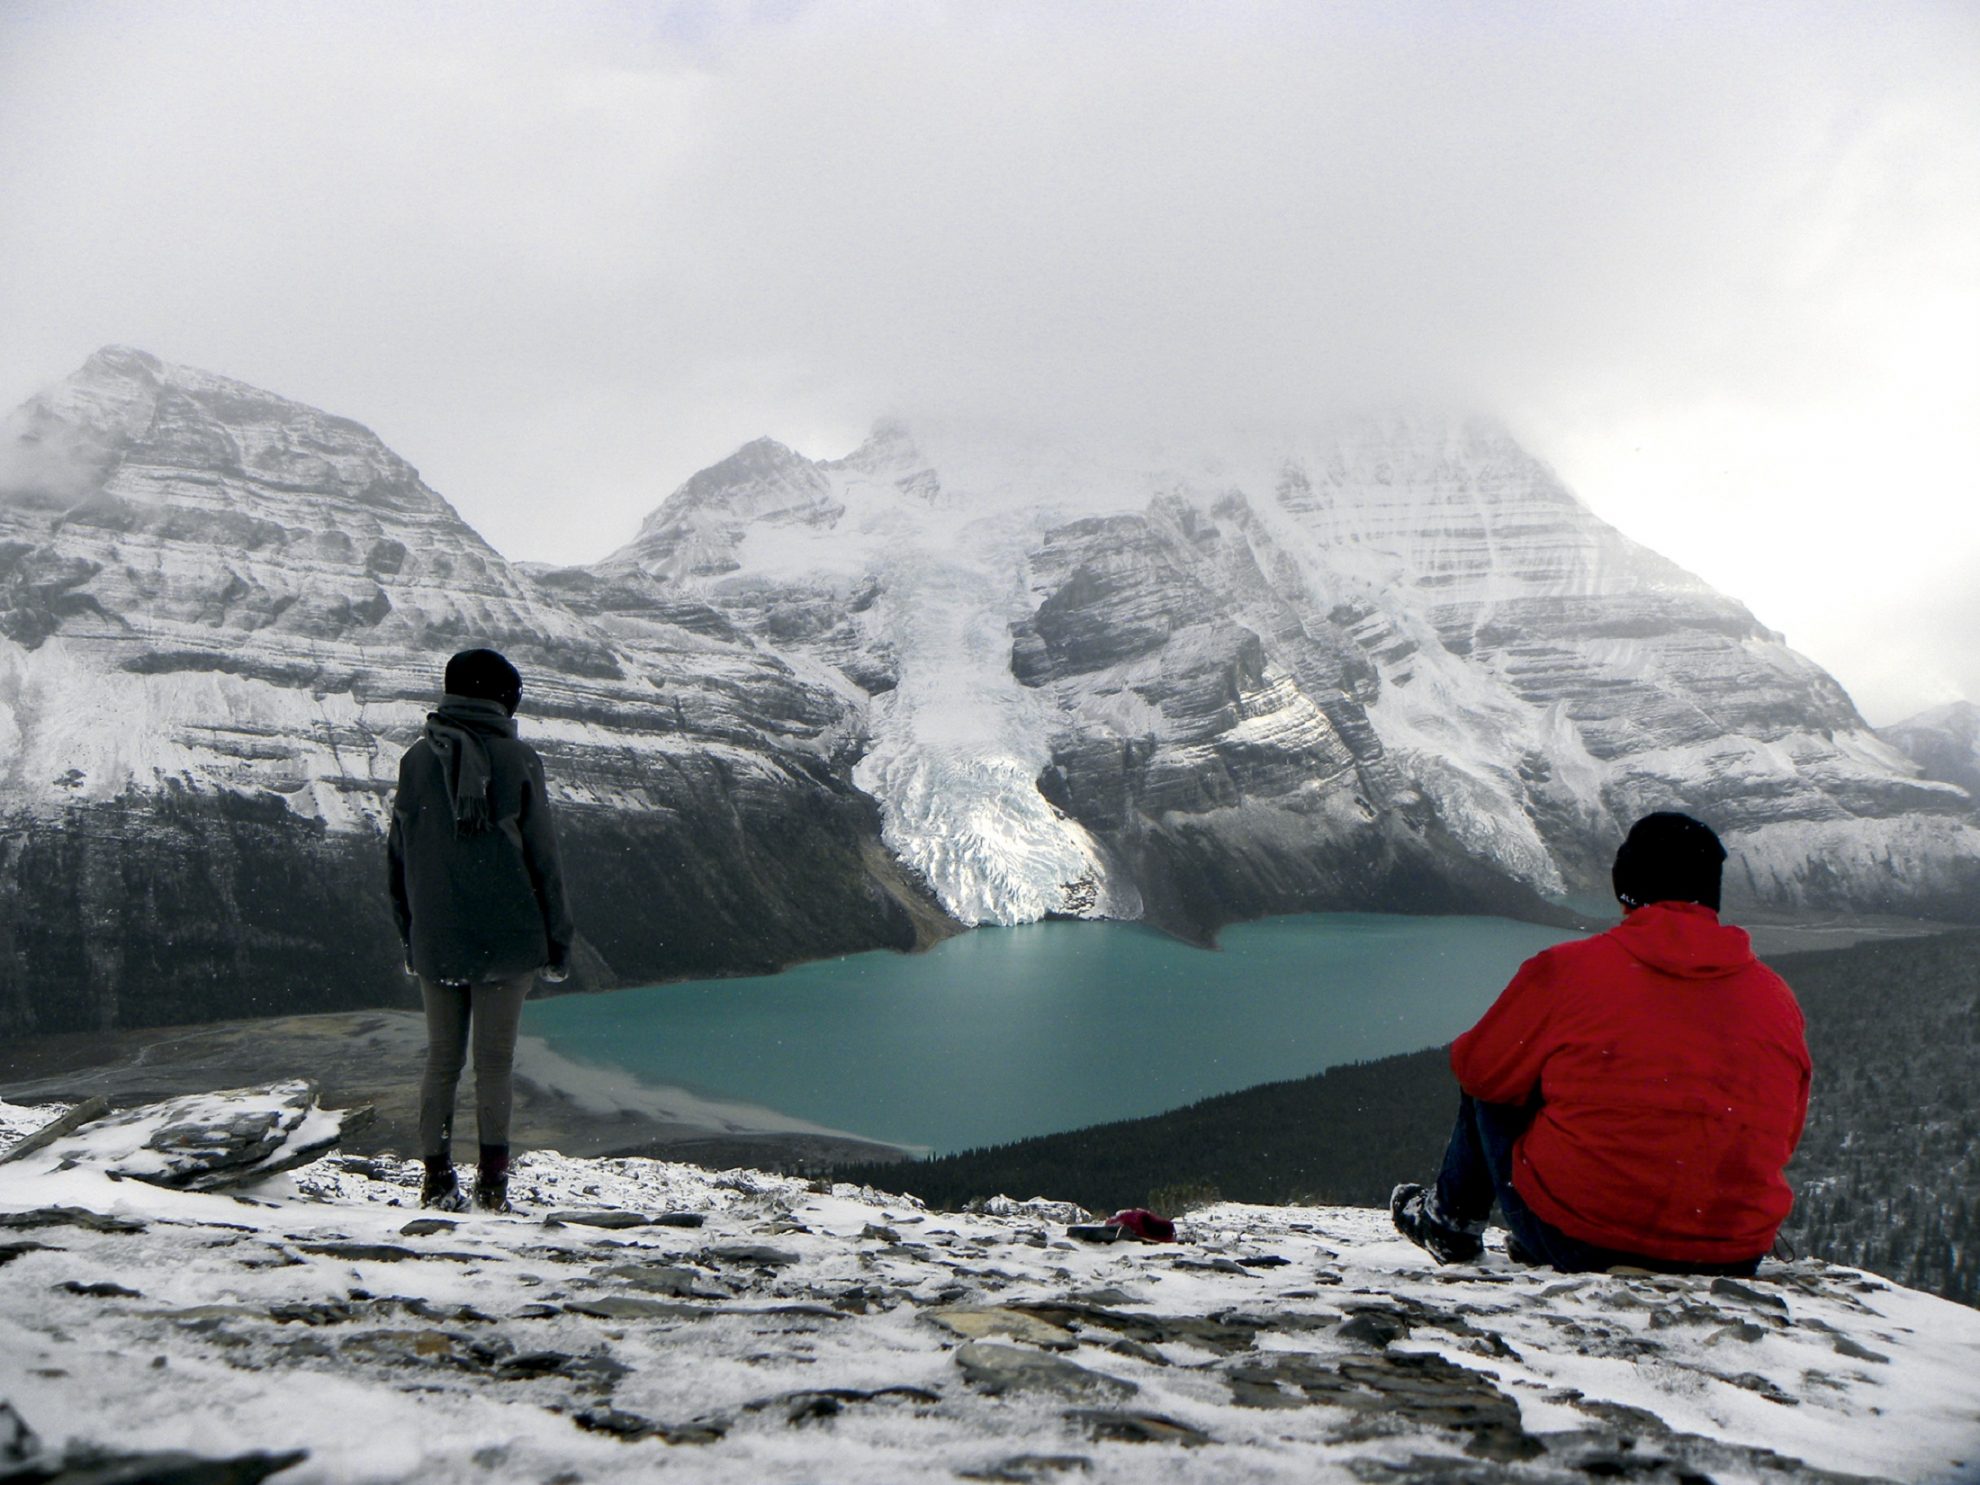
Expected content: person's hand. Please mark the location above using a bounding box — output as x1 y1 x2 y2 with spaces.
543 963 569 984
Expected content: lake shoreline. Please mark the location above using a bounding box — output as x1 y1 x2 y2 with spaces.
524 906 1973 1155
7 910 1960 1168
535 900 1963 1009
524 912 1584 1153
0 1010 912 1171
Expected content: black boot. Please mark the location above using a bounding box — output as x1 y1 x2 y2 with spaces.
474 1145 513 1214
1503 1231 1540 1266
420 1156 466 1212
1390 1182 1484 1264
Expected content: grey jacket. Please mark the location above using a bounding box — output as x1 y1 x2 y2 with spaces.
387 696 575 984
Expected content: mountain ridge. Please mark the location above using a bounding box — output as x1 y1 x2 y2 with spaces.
0 348 954 1036
595 409 1979 931
2 347 1974 1034
1882 699 1980 800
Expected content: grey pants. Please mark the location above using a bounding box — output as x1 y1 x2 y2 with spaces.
417 972 532 1160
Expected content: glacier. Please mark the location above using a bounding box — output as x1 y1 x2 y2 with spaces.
597 414 1980 930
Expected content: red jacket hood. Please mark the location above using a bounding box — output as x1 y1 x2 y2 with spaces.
1607 902 1755 979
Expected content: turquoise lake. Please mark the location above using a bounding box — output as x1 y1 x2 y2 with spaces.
522 914 1578 1154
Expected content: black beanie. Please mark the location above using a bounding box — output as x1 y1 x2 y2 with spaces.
1612 811 1726 912
444 648 522 716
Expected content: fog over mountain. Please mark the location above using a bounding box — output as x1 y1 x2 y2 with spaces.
1 1 1974 723
587 404 1979 933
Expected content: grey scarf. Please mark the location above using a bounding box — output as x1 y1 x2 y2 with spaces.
424 695 516 836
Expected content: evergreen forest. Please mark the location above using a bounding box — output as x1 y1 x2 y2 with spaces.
835 928 1980 1307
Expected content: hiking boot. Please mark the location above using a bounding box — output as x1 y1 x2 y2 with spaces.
1502 1231 1540 1266
419 1161 468 1213
474 1144 513 1214
1390 1182 1484 1265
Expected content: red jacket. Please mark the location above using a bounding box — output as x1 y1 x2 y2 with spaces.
1451 903 1811 1263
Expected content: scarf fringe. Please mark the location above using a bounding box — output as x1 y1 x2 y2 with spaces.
452 796 494 837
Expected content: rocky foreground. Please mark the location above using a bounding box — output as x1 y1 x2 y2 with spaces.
2 1089 1977 1485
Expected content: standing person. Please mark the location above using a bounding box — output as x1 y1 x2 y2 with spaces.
1391 811 1811 1274
388 648 575 1213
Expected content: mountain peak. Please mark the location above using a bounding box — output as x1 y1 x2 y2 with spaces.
80 343 165 378
1880 700 1980 800
0 349 619 741
12 347 440 520
589 413 1979 926
1891 698 1978 732
608 434 842 579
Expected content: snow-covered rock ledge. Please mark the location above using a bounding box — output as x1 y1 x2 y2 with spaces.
2 1094 1976 1484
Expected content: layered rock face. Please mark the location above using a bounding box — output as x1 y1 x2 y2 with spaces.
602 417 1980 930
0 350 951 1036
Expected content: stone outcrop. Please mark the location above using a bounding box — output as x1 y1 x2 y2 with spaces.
1 1096 1975 1482
0 1420 304 1485
20 1079 359 1191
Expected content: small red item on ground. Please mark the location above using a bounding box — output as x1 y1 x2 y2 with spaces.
1107 1208 1177 1243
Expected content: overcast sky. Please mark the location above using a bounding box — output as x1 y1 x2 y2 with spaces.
1 0 1974 724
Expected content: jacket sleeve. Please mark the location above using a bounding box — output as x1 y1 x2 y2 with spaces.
519 751 576 970
1450 951 1559 1105
386 756 414 951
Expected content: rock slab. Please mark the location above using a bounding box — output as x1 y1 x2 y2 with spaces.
24 1081 351 1192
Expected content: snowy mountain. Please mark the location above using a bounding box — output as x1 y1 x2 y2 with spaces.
595 417 1980 933
1882 700 1980 802
4 349 1975 1035
0 349 950 1036
3 1089 1978 1483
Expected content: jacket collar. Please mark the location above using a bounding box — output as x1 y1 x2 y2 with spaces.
1608 901 1755 979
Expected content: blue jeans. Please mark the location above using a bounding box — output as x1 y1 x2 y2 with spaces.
1434 1094 1759 1276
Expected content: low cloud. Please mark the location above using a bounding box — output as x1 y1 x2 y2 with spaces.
1 0 1973 715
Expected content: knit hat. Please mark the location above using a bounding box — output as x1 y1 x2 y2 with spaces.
443 648 522 716
1612 811 1727 912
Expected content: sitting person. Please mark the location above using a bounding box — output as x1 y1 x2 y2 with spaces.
1392 811 1811 1274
